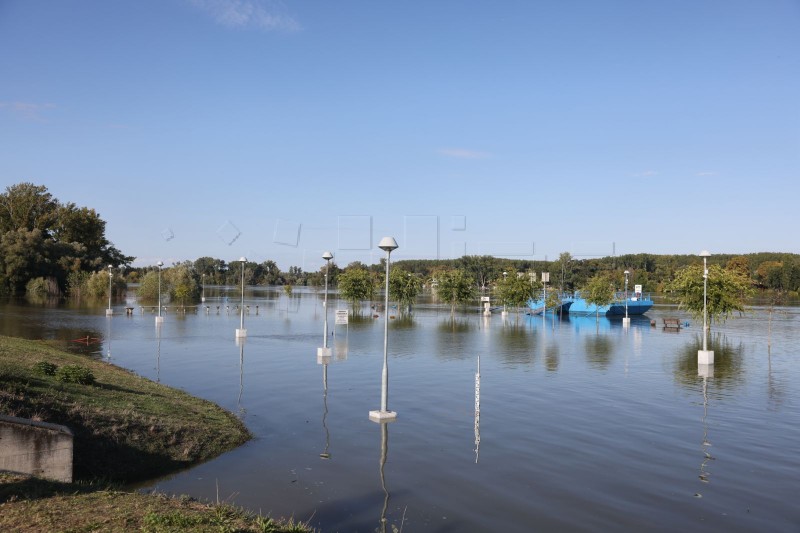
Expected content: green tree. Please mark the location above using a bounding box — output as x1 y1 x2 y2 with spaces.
389 268 422 314
665 264 754 327
583 273 616 322
435 268 476 317
337 266 375 313
551 251 575 293
0 182 132 294
456 255 499 292
137 269 162 303
165 263 199 307
0 182 58 233
496 269 535 314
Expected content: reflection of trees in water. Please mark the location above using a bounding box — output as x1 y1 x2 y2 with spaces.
545 343 559 371
673 333 745 394
389 314 414 329
767 353 787 412
584 335 614 369
434 318 474 361
438 318 473 334
347 313 379 330
496 322 535 366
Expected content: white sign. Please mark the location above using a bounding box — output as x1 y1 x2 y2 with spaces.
335 309 349 325
541 272 550 283
634 284 642 293
480 296 490 302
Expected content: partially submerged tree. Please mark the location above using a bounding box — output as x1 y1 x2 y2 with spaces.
389 268 422 315
435 268 476 317
337 266 376 314
665 264 753 328
496 269 535 315
583 273 615 323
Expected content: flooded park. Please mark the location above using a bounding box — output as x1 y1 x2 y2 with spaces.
1 287 798 532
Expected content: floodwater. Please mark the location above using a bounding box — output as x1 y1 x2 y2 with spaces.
1 288 798 532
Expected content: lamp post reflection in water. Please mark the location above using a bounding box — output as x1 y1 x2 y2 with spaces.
698 364 714 486
474 354 481 464
378 421 390 532
155 323 162 383
320 362 330 460
236 337 245 415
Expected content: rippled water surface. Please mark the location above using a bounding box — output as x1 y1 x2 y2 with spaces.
2 289 799 532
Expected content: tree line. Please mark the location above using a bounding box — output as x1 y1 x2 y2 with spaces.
0 183 133 296
4 182 798 308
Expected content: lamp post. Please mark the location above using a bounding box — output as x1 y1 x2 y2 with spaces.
236 257 247 338
155 261 164 324
323 251 333 348
502 271 508 317
106 264 113 316
698 250 714 365
370 236 398 422
623 270 630 327
201 273 205 303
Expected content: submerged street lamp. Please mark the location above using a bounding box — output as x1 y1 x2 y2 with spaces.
201 273 206 303
236 257 247 338
370 236 398 422
320 251 334 356
698 251 714 365
155 261 164 324
623 270 630 327
502 271 508 317
106 265 113 316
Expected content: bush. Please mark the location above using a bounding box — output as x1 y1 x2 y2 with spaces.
33 361 58 376
55 364 96 385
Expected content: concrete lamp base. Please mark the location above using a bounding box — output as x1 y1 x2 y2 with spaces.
622 317 630 327
236 328 247 338
698 364 714 378
106 309 113 316
155 316 164 325
698 350 714 365
317 347 332 357
317 354 332 365
369 410 397 422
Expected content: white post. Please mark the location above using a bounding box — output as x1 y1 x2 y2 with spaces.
370 237 398 422
106 264 113 316
623 270 630 327
698 251 714 364
501 271 508 317
318 251 333 358
155 261 164 324
236 257 247 338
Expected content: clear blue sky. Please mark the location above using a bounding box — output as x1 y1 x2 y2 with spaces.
2 0 798 271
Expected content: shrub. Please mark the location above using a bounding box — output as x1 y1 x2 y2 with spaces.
55 364 96 385
33 361 58 376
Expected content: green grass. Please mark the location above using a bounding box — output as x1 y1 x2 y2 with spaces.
0 335 250 483
0 473 313 532
0 336 313 531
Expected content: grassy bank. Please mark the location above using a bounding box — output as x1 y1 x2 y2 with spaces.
0 335 313 531
0 335 250 482
1 473 310 532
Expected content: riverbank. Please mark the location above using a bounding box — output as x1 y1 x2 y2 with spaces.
0 335 311 532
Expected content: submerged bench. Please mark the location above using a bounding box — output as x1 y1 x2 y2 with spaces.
663 318 681 330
